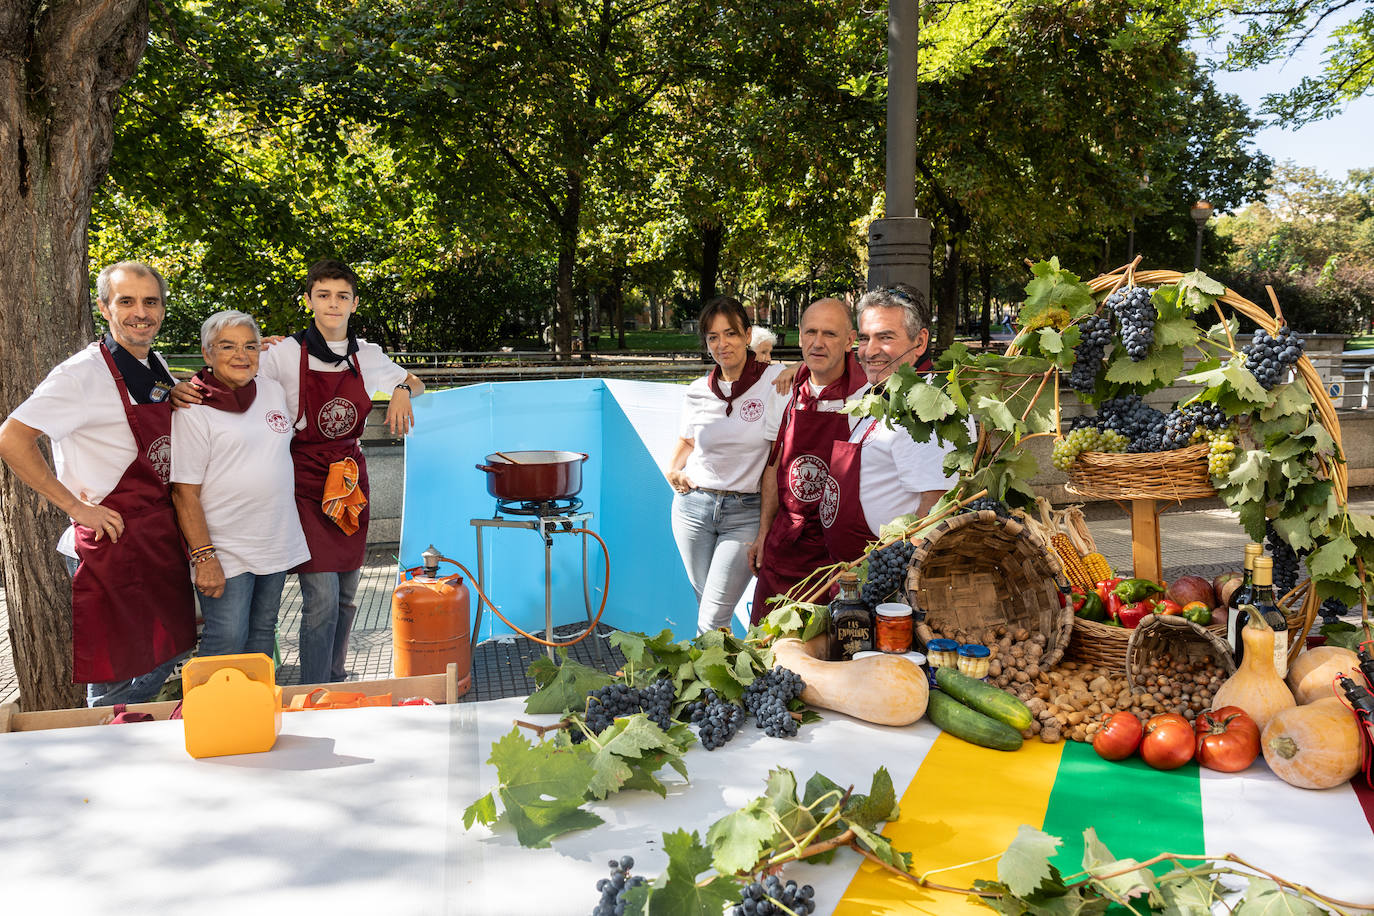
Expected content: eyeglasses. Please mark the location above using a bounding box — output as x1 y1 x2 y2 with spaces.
212 342 260 355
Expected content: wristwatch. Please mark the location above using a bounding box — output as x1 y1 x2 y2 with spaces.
394 383 413 395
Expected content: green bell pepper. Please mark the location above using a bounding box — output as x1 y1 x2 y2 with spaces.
1113 578 1164 603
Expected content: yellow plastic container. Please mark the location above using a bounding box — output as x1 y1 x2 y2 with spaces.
182 653 283 759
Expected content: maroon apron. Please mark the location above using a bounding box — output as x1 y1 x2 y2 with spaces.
70 347 195 682
818 416 882 565
750 355 867 622
292 342 371 573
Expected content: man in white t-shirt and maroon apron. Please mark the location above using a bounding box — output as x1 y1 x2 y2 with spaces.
820 285 957 565
747 298 868 622
0 262 196 706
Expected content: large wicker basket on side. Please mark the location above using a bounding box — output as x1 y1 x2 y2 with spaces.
1069 600 1309 672
1125 614 1236 695
1066 442 1214 501
905 509 1073 667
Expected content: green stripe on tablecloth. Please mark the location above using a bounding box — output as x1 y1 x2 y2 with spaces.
1041 739 1205 878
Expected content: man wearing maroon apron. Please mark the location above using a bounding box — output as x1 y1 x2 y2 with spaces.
820 285 953 565
256 259 425 684
748 299 866 622
0 262 195 705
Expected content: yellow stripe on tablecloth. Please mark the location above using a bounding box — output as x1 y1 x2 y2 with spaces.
834 732 1064 915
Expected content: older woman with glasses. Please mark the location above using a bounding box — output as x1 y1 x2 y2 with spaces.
171 310 309 658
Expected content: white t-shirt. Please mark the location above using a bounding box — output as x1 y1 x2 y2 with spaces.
678 363 787 492
8 343 173 558
170 377 310 579
257 337 408 430
845 411 958 537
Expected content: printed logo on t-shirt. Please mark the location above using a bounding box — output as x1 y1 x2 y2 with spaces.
265 409 290 434
739 398 764 422
819 475 840 528
147 434 171 484
318 397 358 439
788 454 829 503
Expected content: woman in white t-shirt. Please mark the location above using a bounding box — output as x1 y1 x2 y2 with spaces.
171 311 310 658
667 298 786 632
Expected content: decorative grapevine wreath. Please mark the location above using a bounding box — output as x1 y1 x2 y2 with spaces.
848 258 1371 658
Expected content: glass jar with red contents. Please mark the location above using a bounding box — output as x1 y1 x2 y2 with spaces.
873 602 913 654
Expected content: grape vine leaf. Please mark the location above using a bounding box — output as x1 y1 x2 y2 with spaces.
637 829 740 916
611 629 677 668
1038 327 1066 354
976 395 1019 432
1234 877 1324 914
843 766 899 831
1023 258 1094 317
523 652 613 714
1307 534 1356 578
482 727 604 847
906 383 958 422
1177 270 1227 313
1104 347 1182 387
586 715 689 800
1258 382 1313 420
462 791 497 829
1271 513 1317 554
706 803 778 874
1153 316 1199 348
998 825 1063 895
1081 828 1153 904
761 767 818 837
1223 451 1268 503
1155 869 1223 914
848 821 912 871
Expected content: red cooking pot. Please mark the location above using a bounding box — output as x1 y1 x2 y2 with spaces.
476 450 589 500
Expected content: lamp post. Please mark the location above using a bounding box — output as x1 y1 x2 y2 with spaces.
1190 200 1214 270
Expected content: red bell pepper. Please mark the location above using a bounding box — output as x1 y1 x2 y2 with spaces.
1154 599 1183 616
1104 590 1124 621
1095 577 1123 609
1118 600 1155 629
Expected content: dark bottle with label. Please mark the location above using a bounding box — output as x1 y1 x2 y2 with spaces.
828 571 873 660
1226 542 1263 654
1233 556 1290 677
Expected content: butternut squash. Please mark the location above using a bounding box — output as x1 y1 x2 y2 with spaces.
771 637 928 726
1286 645 1360 705
1211 610 1295 731
1261 697 1362 790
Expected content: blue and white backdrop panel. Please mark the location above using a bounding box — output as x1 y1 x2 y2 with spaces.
402 379 759 643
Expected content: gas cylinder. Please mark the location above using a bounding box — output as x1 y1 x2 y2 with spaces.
391 545 472 695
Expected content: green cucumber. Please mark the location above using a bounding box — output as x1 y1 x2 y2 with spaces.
926 690 1024 751
935 666 1033 731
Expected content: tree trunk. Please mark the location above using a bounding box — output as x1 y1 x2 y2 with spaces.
610 261 626 349
980 263 992 347
699 219 723 307
938 237 959 351
553 168 583 360
0 0 150 711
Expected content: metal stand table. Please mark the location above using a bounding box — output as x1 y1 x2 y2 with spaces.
470 510 608 664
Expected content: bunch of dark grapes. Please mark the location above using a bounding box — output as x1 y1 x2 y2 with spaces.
576 678 676 742
1243 326 1305 390
1182 401 1227 431
962 497 1011 518
1265 520 1302 597
695 697 745 750
1098 394 1168 452
682 688 720 724
1104 286 1156 360
1069 312 1114 393
1160 409 1196 451
744 667 805 738
1320 597 1348 624
592 855 646 916
729 875 817 916
861 538 915 605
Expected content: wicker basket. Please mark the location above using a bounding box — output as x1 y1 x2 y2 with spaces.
1066 442 1214 501
1125 614 1236 694
905 509 1073 667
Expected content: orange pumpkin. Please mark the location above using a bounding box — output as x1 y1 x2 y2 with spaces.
1261 697 1363 790
1286 646 1360 705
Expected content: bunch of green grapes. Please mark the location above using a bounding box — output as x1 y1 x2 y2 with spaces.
1051 426 1129 471
1202 426 1238 477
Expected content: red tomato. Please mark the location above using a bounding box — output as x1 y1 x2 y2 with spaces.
1140 713 1195 770
1194 706 1260 772
1092 711 1143 761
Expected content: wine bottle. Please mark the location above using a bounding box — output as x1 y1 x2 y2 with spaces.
1234 556 1289 677
1226 542 1263 654
828 571 873 660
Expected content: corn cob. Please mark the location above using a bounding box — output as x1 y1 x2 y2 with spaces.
1052 534 1094 592
1081 552 1113 583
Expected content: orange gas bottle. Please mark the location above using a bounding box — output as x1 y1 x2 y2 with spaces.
391 545 472 695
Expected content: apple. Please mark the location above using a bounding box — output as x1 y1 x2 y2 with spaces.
1213 571 1244 607
1166 575 1215 609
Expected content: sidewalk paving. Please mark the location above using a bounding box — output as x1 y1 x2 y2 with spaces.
4 493 1372 709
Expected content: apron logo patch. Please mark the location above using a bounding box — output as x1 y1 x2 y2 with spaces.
318 397 358 439
265 409 290 433
147 434 171 484
788 454 829 503
818 475 840 529
739 398 764 422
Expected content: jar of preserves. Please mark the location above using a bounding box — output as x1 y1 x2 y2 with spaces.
874 602 913 654
957 643 991 679
926 638 959 669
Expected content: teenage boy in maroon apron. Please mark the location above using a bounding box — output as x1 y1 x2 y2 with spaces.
749 299 866 622
0 262 195 705
260 259 425 685
820 286 948 565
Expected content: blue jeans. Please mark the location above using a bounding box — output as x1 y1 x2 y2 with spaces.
197 571 287 658
297 569 361 684
64 554 188 707
670 489 761 632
